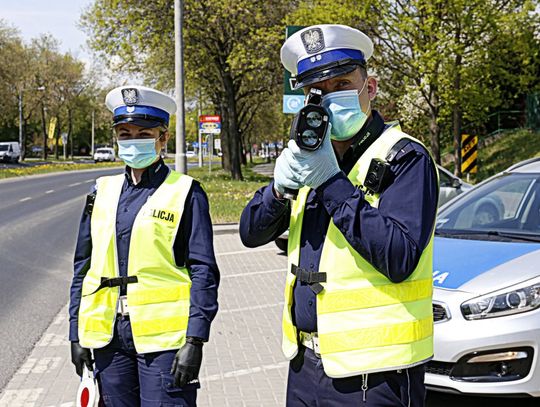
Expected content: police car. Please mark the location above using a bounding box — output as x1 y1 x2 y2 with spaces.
427 157 540 397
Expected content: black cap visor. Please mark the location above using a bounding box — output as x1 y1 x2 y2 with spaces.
294 60 365 90
113 114 167 129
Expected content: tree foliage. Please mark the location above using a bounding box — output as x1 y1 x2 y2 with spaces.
82 0 291 179
287 0 540 173
0 20 111 160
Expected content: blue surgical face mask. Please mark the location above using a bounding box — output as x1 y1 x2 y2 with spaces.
321 81 370 141
117 138 159 169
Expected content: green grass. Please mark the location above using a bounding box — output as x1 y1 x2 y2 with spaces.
0 161 124 179
477 128 540 180
187 166 270 224
0 159 271 224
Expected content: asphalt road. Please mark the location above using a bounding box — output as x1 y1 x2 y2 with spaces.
0 167 122 391
0 167 538 405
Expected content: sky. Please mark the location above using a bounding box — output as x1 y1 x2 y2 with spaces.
0 0 93 63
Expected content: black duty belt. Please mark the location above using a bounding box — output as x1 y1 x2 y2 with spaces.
291 265 326 294
83 276 138 297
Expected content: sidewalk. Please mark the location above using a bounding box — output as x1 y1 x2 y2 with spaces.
251 162 275 177
0 225 289 407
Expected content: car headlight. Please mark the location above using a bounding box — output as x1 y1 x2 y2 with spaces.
461 276 540 320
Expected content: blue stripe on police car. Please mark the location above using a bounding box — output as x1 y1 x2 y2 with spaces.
432 237 540 289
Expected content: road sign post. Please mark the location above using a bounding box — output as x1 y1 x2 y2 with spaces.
199 115 221 174
283 26 306 114
461 134 478 180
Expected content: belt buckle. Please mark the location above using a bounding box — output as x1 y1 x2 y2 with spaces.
301 332 320 357
311 334 320 357
118 295 129 316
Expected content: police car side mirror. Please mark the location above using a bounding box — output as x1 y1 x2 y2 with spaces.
451 178 461 189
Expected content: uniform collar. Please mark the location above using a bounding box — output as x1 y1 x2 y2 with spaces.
124 157 169 187
339 110 386 168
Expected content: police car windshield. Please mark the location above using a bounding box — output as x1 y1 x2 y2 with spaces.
436 173 540 240
0 145 9 151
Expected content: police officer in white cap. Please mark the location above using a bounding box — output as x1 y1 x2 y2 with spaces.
69 85 219 406
240 25 438 406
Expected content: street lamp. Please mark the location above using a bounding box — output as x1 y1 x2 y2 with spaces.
18 86 45 161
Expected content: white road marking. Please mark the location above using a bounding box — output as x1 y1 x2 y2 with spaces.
84 179 94 183
19 197 31 202
68 182 81 187
45 190 54 194
201 361 288 382
220 302 283 314
0 388 43 406
223 268 285 279
217 247 278 256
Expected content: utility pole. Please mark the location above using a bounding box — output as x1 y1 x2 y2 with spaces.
18 90 24 161
91 110 95 158
198 89 202 167
174 0 187 173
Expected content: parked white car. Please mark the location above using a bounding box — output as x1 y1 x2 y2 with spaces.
427 157 540 397
93 147 116 163
0 141 21 163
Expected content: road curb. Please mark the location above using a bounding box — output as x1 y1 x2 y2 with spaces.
213 223 239 235
0 165 124 184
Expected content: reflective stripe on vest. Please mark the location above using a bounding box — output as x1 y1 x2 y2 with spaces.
282 125 437 377
78 170 193 353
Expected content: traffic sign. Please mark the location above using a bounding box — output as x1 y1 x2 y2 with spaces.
199 115 221 134
283 26 306 114
461 134 478 174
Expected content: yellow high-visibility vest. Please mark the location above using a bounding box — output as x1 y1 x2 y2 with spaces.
78 170 193 353
282 124 437 378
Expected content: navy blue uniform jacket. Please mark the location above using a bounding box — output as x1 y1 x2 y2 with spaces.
69 159 219 343
239 112 438 333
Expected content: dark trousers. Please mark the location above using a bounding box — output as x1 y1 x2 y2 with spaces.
286 347 426 407
94 316 198 407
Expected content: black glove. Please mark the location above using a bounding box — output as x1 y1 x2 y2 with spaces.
170 337 204 387
71 341 93 377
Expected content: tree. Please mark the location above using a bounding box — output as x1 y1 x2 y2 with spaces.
82 0 290 179
290 1 540 173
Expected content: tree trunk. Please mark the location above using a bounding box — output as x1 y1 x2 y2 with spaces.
428 90 441 165
222 71 243 180
247 135 253 164
453 54 463 177
54 117 60 160
21 119 27 160
68 107 74 159
40 103 48 160
219 101 230 171
240 139 247 166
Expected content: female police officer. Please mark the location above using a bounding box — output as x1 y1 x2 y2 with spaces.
69 85 219 406
240 25 438 406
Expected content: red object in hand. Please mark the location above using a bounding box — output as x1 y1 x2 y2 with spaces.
80 387 90 407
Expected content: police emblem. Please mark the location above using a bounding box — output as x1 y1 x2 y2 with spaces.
122 88 138 106
301 28 325 54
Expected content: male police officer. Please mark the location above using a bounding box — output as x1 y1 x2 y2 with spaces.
240 25 438 406
69 86 219 406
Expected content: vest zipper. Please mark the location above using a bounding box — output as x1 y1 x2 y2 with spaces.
361 373 368 402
